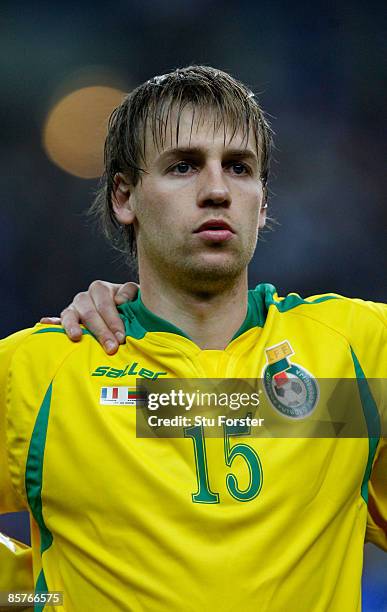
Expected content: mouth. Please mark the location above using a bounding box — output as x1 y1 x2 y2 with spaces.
194 219 234 233
193 219 235 243
194 219 235 243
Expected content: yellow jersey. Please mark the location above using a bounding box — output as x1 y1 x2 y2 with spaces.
0 284 386 611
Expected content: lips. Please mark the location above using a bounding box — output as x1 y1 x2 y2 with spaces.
194 219 234 233
193 219 235 243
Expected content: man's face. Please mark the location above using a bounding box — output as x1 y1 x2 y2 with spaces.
114 107 266 291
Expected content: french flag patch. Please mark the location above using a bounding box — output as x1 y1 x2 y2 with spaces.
100 387 145 406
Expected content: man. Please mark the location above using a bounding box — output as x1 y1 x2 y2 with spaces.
1 66 386 611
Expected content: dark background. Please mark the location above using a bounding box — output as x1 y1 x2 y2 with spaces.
0 1 386 608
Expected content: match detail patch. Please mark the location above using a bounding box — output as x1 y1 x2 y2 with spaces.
100 387 145 406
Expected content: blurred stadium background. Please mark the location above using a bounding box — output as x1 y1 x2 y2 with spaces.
0 1 386 608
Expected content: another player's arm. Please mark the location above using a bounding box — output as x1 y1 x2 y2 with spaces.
41 280 139 354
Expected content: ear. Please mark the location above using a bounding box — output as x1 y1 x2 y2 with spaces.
112 173 136 225
258 203 267 229
258 184 267 230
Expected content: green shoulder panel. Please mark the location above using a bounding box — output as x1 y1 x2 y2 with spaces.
350 349 381 503
256 283 340 313
25 383 54 607
25 383 53 552
232 284 340 340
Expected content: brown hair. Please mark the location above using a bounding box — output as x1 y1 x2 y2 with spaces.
91 65 273 259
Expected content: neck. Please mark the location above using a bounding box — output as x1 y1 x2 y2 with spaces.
138 264 249 350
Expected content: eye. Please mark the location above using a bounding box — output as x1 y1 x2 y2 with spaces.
229 162 249 175
170 161 193 174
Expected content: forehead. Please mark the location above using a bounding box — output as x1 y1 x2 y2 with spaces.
143 104 258 163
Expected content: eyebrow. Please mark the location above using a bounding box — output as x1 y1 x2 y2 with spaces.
157 147 259 165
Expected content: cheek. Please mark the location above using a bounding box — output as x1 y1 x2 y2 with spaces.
239 188 262 224
236 191 262 245
139 182 193 226
135 188 179 237
134 186 163 222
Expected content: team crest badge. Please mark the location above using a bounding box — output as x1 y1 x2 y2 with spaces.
262 341 319 419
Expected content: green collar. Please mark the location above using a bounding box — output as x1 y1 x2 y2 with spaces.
231 287 267 340
118 286 269 341
122 291 191 339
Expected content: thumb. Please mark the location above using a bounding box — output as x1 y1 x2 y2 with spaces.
114 282 140 305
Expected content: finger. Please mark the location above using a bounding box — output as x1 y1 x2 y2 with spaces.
60 305 85 342
40 317 62 325
71 293 120 353
114 282 140 305
86 282 127 343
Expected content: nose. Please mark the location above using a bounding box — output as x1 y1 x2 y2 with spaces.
197 163 231 208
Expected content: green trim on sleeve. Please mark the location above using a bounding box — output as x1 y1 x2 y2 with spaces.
350 348 381 503
25 382 54 609
33 327 92 336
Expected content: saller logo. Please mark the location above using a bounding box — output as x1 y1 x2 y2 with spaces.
92 362 167 380
262 341 319 419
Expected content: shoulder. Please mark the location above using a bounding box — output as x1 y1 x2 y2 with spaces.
0 324 99 506
1 323 89 363
0 323 99 391
253 284 386 377
253 283 386 329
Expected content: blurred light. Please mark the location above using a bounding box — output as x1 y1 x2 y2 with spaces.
43 86 125 179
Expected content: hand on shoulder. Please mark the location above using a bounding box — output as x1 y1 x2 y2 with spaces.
40 280 139 354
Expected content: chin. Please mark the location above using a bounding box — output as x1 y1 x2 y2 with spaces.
180 254 249 285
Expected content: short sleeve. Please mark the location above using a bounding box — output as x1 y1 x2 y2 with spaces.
0 328 35 512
